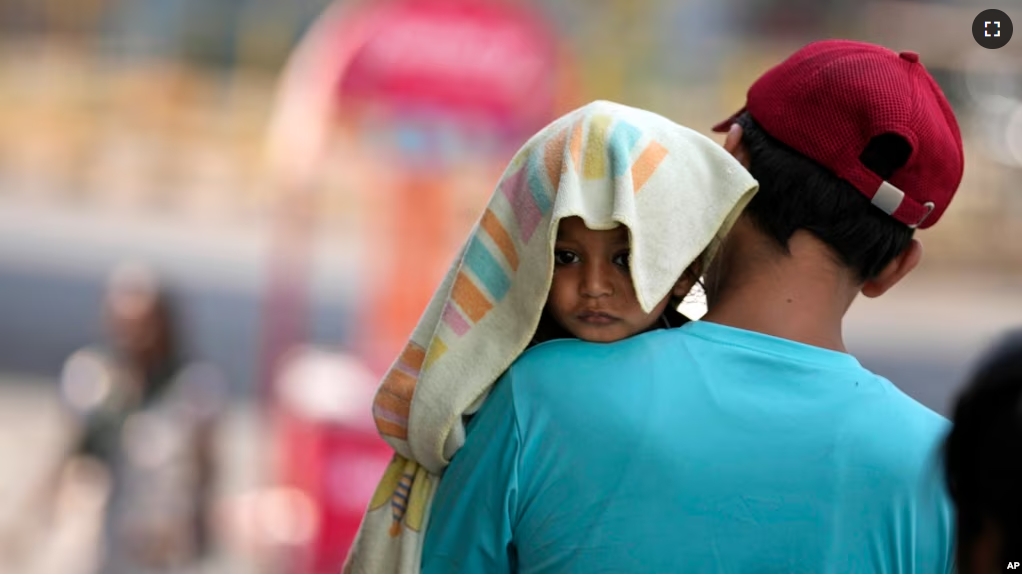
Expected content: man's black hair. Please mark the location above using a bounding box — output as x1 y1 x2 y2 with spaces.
945 329 1022 572
735 112 914 281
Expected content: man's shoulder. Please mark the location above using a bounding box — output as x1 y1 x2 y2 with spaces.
858 372 950 436
514 329 682 373
840 373 950 482
507 329 685 399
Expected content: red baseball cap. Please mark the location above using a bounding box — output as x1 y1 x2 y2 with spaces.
713 40 964 229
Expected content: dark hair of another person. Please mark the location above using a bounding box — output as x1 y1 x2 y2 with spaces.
945 329 1022 571
734 112 915 281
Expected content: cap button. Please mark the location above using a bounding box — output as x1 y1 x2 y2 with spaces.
899 51 920 64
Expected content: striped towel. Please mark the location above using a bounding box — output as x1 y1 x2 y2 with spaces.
344 100 758 573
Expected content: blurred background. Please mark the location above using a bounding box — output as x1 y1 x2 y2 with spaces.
0 0 1020 572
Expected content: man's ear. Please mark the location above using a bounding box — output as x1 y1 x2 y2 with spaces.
861 239 923 298
723 124 750 168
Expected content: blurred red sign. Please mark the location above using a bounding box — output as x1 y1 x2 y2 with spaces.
338 0 560 137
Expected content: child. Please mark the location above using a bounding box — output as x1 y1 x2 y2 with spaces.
531 215 699 345
345 100 758 573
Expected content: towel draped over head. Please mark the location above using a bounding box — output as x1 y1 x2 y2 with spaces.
344 100 758 573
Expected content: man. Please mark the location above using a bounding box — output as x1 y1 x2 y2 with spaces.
420 40 963 573
945 329 1022 573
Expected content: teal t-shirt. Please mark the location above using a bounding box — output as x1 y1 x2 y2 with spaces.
421 321 954 573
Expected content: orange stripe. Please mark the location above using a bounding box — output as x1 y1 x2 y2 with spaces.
375 388 411 419
544 127 568 190
569 120 583 174
480 210 519 271
632 140 668 193
398 343 426 374
451 271 493 323
379 368 417 403
376 419 408 439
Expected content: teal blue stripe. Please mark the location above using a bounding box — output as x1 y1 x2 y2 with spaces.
466 236 511 301
527 155 553 215
608 121 643 177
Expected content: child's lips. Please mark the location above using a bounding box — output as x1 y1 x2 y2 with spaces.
577 310 619 325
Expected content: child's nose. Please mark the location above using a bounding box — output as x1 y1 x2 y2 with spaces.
581 263 613 298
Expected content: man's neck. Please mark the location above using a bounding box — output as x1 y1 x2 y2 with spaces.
702 230 859 353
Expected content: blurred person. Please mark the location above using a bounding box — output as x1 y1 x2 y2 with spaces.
945 329 1022 573
345 100 758 572
415 40 964 573
56 263 226 573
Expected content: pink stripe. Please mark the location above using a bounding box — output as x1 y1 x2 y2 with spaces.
372 405 409 427
442 301 471 336
501 167 542 242
395 361 420 379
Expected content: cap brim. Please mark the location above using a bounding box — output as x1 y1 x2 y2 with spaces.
711 107 746 133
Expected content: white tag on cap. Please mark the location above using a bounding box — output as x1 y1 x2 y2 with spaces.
871 180 905 216
872 181 936 228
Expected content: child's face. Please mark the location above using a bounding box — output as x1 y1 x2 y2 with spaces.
547 217 693 343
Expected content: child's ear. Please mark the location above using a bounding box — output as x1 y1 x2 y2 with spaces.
671 271 699 298
675 259 704 295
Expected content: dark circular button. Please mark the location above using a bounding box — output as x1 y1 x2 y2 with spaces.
973 9 1013 49
899 51 920 64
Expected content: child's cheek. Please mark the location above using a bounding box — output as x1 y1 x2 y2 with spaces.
546 278 574 319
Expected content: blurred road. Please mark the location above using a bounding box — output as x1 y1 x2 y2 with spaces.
0 202 359 394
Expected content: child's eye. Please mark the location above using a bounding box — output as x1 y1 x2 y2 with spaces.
612 251 631 269
554 250 580 265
